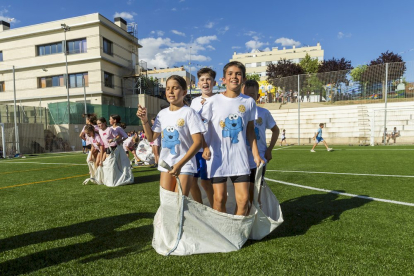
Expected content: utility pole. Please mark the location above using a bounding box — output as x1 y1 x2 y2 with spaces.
61 23 71 124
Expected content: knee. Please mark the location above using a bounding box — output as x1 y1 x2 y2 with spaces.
214 193 226 205
236 194 249 206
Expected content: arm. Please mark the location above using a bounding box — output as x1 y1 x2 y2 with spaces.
99 145 105 165
79 131 86 140
265 125 280 162
247 121 264 167
136 105 160 142
201 136 211 160
169 133 203 176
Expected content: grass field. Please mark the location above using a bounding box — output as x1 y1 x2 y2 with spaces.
1 146 413 275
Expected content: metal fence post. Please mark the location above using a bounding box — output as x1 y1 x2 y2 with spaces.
383 63 388 145
13 66 20 153
298 74 300 145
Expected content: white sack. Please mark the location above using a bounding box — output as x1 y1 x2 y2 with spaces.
136 139 155 165
102 146 134 187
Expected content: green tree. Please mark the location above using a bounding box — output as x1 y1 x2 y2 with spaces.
302 74 324 101
299 53 319 74
246 73 261 82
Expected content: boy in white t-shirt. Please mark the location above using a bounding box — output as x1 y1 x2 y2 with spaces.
189 68 216 206
137 75 206 196
200 61 263 215
243 80 280 203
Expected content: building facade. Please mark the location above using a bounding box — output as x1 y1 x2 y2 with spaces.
0 13 141 107
146 66 196 89
230 43 324 80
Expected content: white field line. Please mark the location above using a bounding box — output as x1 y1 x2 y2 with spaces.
265 177 414 207
273 146 291 151
0 162 87 166
267 169 414 178
0 154 83 162
272 148 414 151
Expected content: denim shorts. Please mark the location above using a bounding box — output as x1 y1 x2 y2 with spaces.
180 172 194 176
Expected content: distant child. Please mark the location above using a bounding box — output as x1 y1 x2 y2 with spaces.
136 75 205 196
189 67 216 205
97 117 117 165
243 80 280 204
280 129 287 146
82 139 87 154
311 123 332 152
79 113 99 152
84 124 104 168
110 114 128 144
200 61 263 215
123 133 140 161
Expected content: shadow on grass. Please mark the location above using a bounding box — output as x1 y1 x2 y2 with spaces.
267 191 372 239
132 173 160 184
0 212 154 275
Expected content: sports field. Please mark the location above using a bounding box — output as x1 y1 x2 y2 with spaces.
1 146 413 275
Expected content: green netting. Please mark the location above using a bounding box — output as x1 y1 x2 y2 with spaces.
47 102 141 125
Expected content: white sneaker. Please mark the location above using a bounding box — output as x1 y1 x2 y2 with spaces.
310 149 315 152
327 148 333 151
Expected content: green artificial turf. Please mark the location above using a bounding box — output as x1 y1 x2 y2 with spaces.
0 146 413 275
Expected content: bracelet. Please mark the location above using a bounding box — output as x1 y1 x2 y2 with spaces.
142 120 149 125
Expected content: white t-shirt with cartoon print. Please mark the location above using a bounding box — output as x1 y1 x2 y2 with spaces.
190 95 212 153
247 106 277 169
200 93 256 178
152 106 206 173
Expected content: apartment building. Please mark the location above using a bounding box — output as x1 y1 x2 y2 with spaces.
147 66 195 89
230 43 324 80
0 13 142 107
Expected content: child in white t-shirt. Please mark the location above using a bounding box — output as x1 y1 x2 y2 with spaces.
188 67 216 205
200 61 263 215
243 80 280 203
137 75 205 196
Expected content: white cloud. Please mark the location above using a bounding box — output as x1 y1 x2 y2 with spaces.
150 30 164 36
245 40 268 50
113 11 137 21
171 30 186 36
172 7 177 11
0 8 19 24
274 37 301 47
205 22 214 28
206 45 215 51
195 35 217 45
232 46 241 49
126 0 134 5
179 0 185 2
263 47 270 52
337 31 352 39
217 26 230 35
244 31 257 36
139 37 212 69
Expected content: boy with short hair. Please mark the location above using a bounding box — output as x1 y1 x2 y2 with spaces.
243 80 279 203
189 67 216 206
200 61 263 215
311 123 332 152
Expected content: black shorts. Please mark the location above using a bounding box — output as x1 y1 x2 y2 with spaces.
211 174 250 184
249 165 267 184
86 145 92 149
105 146 117 154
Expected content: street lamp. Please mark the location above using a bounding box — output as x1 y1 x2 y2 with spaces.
61 23 70 124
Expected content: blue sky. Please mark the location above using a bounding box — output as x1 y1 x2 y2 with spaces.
2 0 414 77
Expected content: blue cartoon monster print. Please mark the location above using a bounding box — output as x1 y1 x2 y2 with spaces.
254 127 260 140
222 114 243 144
162 126 180 155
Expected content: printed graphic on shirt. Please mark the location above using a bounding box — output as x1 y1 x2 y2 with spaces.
177 118 185 127
239 105 246 113
256 117 263 126
162 126 180 155
222 113 243 144
254 127 260 140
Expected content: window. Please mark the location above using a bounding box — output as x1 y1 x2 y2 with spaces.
245 63 252 68
69 72 88 88
103 38 113 55
66 38 87 54
0 51 3 61
38 75 64 88
256 62 261 67
104 72 114 88
37 42 63 56
266 61 272 65
0 81 4 92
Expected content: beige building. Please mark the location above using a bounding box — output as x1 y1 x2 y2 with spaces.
230 43 324 80
0 13 142 107
147 66 195 89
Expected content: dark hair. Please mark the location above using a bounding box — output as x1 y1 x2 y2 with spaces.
319 123 324 126
82 113 97 125
183 95 192 106
223 61 246 79
119 122 127 129
166 75 187 91
110 114 121 124
197 67 216 79
244 79 259 90
84 124 95 133
97 117 107 124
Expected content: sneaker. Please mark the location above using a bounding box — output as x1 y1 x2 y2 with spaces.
310 149 315 152
327 148 333 151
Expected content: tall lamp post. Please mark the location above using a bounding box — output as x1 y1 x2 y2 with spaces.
61 23 70 124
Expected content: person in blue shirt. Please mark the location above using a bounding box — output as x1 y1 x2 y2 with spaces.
311 123 332 152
